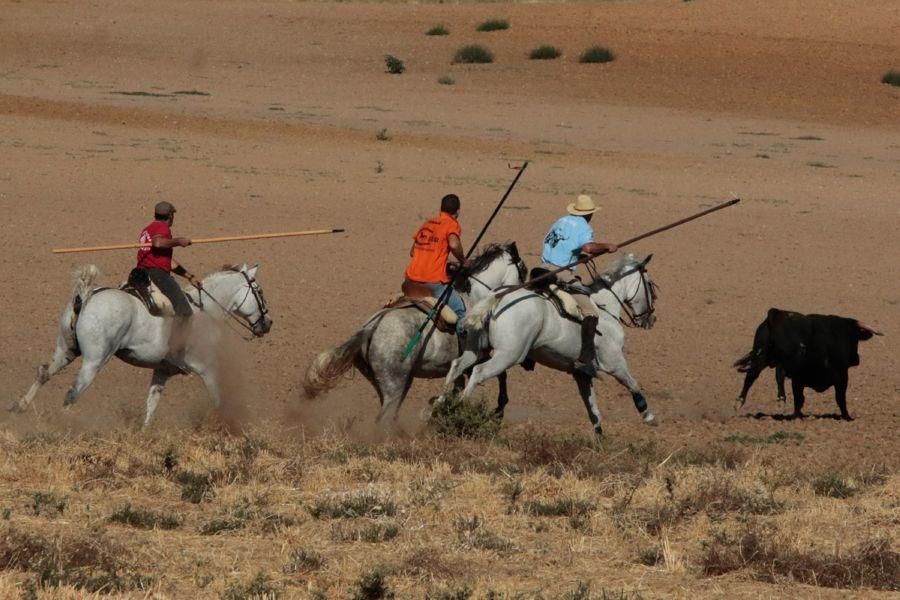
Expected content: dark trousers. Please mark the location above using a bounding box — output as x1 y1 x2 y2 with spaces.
144 268 193 317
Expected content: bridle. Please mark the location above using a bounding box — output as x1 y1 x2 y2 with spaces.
589 261 657 328
465 251 527 294
191 270 269 338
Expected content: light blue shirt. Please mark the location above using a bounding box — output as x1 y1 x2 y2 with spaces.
541 215 594 268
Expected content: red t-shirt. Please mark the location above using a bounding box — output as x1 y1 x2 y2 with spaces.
405 212 461 284
136 220 173 271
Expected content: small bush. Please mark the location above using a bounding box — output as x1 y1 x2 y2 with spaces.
353 567 394 600
812 473 856 499
637 547 663 566
331 520 400 543
283 548 324 574
455 515 513 553
453 45 494 64
30 492 67 517
579 46 616 64
476 19 509 32
384 55 405 75
109 505 182 530
529 46 562 60
525 498 595 518
438 75 456 85
427 25 450 36
426 584 474 600
376 128 391 141
173 469 215 503
429 392 500 440
221 572 281 600
308 492 398 519
881 70 900 87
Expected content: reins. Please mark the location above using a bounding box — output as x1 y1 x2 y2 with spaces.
188 271 268 340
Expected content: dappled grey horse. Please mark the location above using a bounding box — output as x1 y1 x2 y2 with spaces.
439 254 660 435
303 243 526 426
13 264 272 426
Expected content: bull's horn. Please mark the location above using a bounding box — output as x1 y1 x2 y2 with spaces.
858 322 884 336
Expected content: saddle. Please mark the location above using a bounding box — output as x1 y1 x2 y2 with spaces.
120 268 176 317
385 281 457 333
528 267 583 323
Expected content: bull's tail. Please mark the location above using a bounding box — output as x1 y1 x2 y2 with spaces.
733 348 760 373
303 312 386 398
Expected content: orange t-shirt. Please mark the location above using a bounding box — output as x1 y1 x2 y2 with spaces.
405 212 461 284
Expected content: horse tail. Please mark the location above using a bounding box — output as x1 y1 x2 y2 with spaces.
733 349 758 373
464 294 501 333
303 312 386 398
72 264 101 311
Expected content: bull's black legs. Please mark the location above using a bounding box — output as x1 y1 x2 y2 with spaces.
775 366 786 402
791 379 806 418
834 371 852 420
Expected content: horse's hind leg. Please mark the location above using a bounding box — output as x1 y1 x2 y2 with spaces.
12 337 78 412
63 353 110 407
574 372 603 436
143 369 171 428
495 371 510 419
374 368 413 433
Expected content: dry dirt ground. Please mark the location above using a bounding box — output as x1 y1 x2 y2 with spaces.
0 0 898 598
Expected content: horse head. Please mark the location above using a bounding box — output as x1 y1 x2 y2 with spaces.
455 242 527 296
594 254 659 329
207 264 273 337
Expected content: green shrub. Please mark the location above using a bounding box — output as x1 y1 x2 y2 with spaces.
427 25 449 36
529 46 562 60
109 505 182 530
384 55 405 75
438 75 456 85
881 70 900 87
476 19 509 32
579 46 616 64
429 391 500 440
221 572 280 600
813 473 856 499
331 520 400 543
308 492 398 519
453 45 494 64
352 567 394 600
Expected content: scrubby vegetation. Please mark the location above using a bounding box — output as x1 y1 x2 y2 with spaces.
453 45 494 64
881 70 900 86
476 19 509 32
426 25 449 36
0 424 893 596
579 46 616 64
529 45 562 60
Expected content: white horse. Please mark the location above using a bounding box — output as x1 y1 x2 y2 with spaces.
12 263 272 426
304 243 527 426
440 254 659 435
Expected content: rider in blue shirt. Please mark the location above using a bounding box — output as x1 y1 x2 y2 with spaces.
541 194 617 376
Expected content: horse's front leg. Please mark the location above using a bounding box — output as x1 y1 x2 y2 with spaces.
603 356 657 426
12 338 78 412
143 369 172 428
423 349 482 421
574 372 603 436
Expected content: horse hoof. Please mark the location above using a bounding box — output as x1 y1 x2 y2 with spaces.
593 426 603 437
8 401 25 413
642 410 658 426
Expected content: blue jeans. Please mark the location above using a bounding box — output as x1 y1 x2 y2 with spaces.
425 283 466 334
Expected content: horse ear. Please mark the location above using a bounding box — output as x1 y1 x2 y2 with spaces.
641 254 654 266
248 264 259 277
240 263 248 272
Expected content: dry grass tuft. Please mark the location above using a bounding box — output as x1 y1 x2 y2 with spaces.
702 526 900 590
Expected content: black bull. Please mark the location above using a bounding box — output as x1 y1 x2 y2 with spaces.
734 308 881 420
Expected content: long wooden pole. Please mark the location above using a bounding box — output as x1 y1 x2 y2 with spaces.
496 197 741 298
52 229 345 254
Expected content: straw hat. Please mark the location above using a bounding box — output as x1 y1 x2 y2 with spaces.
567 194 599 216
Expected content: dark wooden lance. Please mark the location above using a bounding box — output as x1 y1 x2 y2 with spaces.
495 197 741 299
402 161 530 358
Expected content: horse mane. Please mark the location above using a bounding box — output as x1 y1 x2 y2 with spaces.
592 253 659 298
219 264 242 272
454 242 518 294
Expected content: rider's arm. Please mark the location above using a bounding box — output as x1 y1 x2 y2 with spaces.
448 233 468 265
171 261 202 288
581 242 618 256
152 235 191 249
409 243 415 257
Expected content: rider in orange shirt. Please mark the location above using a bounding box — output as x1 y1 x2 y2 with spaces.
405 194 467 337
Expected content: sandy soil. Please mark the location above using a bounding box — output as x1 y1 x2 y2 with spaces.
0 0 898 596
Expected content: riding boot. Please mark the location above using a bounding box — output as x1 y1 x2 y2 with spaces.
573 316 599 377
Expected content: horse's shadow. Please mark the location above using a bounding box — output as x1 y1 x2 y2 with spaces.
743 412 848 421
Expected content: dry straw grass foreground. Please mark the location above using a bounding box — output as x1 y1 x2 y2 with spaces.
0 422 896 599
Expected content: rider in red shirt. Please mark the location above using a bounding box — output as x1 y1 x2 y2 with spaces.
136 201 201 317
